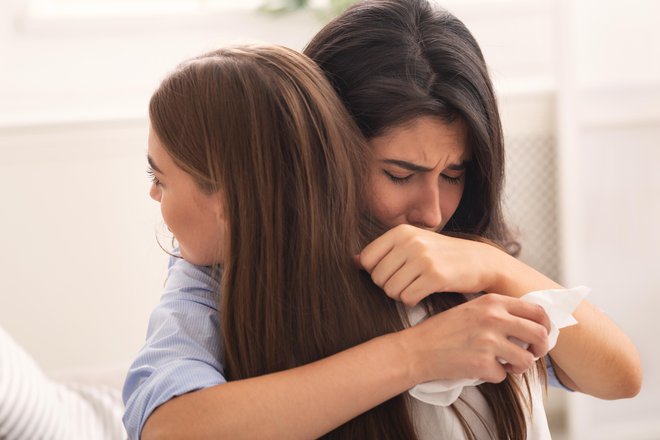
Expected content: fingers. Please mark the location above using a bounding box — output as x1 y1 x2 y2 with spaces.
469 294 550 367
504 298 552 335
356 227 400 272
496 338 538 374
358 225 431 304
507 314 550 359
406 297 548 385
469 354 509 384
494 296 551 358
466 327 536 377
382 262 422 303
369 248 408 288
397 274 433 307
358 224 427 273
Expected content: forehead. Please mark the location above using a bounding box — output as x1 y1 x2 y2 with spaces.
147 125 172 164
147 124 185 180
147 125 159 157
147 125 162 155
369 116 470 164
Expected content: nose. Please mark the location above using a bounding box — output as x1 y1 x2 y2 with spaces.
407 183 442 230
149 183 161 202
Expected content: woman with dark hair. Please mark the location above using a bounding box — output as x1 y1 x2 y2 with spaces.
124 1 641 439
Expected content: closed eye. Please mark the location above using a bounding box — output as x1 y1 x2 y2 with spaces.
384 170 413 185
441 174 463 185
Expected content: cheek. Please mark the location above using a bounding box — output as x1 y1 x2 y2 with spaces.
440 183 465 220
159 196 185 238
367 178 409 225
158 197 174 229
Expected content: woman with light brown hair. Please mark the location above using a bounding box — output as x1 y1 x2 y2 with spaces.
125 1 641 439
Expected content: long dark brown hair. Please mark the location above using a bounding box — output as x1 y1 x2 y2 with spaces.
149 45 420 438
305 0 545 438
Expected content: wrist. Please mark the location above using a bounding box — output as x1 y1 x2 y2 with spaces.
480 243 514 296
385 328 422 388
485 249 562 297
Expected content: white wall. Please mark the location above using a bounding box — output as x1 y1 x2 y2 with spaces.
0 119 168 372
0 3 325 125
0 2 326 374
557 1 660 438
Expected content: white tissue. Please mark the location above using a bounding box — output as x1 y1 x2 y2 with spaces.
408 286 590 407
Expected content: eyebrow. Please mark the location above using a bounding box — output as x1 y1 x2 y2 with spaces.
381 159 469 172
147 155 164 174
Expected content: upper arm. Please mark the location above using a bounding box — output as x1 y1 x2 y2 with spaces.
122 257 227 439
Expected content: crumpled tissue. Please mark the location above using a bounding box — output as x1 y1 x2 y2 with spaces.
407 286 590 406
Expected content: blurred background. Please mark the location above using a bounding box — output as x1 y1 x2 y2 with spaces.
0 0 658 438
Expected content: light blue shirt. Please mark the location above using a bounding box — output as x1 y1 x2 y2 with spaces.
122 256 568 439
122 257 225 439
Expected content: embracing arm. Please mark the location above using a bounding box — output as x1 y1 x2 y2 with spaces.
142 292 547 440
127 251 548 439
143 332 414 440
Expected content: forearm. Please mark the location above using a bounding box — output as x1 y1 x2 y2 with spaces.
486 250 562 297
142 332 415 440
488 251 642 399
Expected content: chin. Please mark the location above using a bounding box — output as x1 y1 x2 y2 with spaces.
178 247 203 266
180 247 222 267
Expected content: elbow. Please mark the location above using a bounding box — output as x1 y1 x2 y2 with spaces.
619 364 643 399
602 374 642 400
578 350 643 400
619 350 643 399
602 357 643 400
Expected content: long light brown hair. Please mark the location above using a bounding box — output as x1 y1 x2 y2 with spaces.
150 45 418 438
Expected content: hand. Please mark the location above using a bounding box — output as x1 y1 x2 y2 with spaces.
356 224 500 306
402 293 551 384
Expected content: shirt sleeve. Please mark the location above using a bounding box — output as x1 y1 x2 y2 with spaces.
545 355 573 391
122 255 226 440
